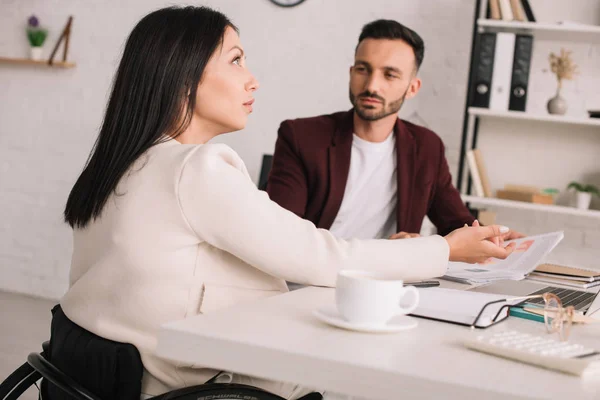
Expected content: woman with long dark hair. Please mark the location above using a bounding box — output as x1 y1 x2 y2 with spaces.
55 6 514 399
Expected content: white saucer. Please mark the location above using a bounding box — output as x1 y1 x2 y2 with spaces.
313 305 418 333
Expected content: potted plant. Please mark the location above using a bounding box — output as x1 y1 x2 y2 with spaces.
546 49 578 115
567 181 599 210
26 15 48 61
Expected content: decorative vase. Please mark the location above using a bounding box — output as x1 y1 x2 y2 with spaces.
573 191 592 210
547 89 567 115
30 46 43 61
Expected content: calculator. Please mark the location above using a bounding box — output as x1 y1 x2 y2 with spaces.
463 331 600 376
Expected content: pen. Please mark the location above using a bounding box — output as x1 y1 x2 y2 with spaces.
405 280 440 288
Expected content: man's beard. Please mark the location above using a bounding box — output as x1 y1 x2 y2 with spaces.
350 87 409 121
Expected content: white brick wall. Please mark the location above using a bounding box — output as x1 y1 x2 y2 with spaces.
0 0 598 300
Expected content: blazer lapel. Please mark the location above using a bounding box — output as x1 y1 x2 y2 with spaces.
317 111 354 229
395 119 416 232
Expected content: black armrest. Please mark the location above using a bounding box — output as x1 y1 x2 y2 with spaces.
27 353 101 400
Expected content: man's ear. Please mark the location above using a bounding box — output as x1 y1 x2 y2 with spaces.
405 77 422 100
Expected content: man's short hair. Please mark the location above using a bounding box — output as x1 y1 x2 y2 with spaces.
356 19 425 71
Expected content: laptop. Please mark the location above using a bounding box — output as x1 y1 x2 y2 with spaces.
470 279 600 318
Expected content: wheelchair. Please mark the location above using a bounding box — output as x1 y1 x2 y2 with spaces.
1 317 321 400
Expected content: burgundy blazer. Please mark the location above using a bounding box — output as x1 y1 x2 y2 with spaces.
266 110 475 236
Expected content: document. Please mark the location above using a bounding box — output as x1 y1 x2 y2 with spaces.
442 231 564 285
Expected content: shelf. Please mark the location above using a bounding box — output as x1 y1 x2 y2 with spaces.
468 108 600 127
477 19 600 42
0 57 75 68
462 195 600 219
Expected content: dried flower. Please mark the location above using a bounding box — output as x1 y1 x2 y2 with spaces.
548 49 579 89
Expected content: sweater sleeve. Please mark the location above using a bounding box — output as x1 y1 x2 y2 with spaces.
177 144 449 286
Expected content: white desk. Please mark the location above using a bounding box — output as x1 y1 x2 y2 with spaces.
156 286 600 400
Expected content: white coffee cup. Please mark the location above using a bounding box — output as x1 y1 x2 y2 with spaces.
335 270 420 326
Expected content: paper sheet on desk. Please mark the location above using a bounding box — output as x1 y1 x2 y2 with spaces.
411 288 521 328
443 231 564 285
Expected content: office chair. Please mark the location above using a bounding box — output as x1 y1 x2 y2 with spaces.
258 154 273 191
0 341 322 400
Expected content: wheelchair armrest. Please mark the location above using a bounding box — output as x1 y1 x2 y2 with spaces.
27 352 101 400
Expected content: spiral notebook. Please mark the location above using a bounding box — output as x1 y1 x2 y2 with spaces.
410 288 521 328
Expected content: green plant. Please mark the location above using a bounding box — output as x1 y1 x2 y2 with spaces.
567 181 600 196
26 15 48 47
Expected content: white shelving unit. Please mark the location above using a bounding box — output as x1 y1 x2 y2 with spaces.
457 2 600 217
477 19 600 42
468 107 600 127
462 195 600 219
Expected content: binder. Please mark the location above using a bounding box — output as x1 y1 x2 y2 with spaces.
509 34 534 111
489 32 516 111
470 33 497 108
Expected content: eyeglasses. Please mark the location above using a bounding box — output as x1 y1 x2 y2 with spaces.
471 292 575 341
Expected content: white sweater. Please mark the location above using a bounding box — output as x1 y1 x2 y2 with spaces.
60 138 449 395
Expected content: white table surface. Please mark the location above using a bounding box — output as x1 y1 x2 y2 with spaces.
156 285 600 400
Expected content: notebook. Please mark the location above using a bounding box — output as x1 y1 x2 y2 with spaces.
410 288 521 328
531 263 600 283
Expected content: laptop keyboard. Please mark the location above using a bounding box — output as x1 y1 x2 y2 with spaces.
524 286 598 312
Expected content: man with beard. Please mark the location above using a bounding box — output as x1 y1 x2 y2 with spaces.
266 20 483 239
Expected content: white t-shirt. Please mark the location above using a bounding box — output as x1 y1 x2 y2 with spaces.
329 132 398 240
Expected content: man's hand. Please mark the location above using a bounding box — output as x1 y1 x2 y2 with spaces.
389 232 421 240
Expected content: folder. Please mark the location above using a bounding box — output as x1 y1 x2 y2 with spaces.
470 33 497 108
489 32 516 111
509 34 534 112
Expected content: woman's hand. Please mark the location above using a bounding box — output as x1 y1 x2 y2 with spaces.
471 219 525 246
444 225 516 264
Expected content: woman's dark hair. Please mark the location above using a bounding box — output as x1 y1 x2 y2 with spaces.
356 19 425 71
64 6 237 228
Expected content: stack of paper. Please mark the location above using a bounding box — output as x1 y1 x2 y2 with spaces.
527 263 600 289
443 231 564 285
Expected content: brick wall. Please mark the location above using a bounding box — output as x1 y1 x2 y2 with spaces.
0 0 598 299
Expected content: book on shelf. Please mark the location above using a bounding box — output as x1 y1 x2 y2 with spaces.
496 184 554 204
473 149 492 197
520 0 536 22
488 0 501 20
509 0 526 21
486 0 535 22
466 150 485 197
498 0 513 21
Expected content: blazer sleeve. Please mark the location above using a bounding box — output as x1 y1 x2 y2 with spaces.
427 143 476 236
177 145 449 286
265 121 308 218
